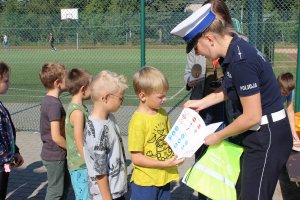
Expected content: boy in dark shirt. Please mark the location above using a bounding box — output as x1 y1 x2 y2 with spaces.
39 62 70 200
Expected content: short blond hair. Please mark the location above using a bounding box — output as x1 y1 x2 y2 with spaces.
133 66 169 95
91 70 128 100
39 63 66 89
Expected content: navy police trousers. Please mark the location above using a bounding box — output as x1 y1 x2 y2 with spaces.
239 114 292 200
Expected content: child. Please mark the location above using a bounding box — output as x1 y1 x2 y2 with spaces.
83 70 128 200
128 66 185 200
277 72 299 141
65 68 92 200
277 72 300 200
39 62 71 200
0 62 24 200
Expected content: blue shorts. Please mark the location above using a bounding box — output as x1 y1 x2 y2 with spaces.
69 168 89 200
130 182 171 200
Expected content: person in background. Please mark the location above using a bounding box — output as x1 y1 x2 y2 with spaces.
0 62 24 200
171 3 292 199
3 33 8 49
83 70 128 200
184 48 206 100
65 68 92 200
39 62 71 200
49 33 56 51
277 72 299 141
277 72 300 200
128 66 184 200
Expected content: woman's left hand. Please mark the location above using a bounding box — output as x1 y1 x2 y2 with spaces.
182 100 204 111
204 133 223 146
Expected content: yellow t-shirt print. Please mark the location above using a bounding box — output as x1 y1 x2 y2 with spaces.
146 121 174 161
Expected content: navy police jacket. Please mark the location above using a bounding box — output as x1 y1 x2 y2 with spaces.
221 34 283 118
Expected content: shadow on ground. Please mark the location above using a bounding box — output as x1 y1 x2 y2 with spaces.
7 161 75 200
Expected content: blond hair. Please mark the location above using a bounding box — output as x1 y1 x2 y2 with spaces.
39 63 66 89
91 70 128 100
204 17 235 35
66 68 92 95
133 66 169 95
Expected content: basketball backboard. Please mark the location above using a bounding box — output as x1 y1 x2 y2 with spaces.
61 8 78 20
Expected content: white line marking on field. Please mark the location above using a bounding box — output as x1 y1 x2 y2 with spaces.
10 88 45 92
126 94 137 97
4 94 140 100
4 94 45 98
169 87 185 100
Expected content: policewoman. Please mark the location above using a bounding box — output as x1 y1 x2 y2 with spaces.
171 3 292 200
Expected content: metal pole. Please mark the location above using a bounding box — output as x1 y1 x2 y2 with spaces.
76 33 79 50
76 19 79 50
247 0 263 50
140 0 145 67
240 4 243 33
295 12 300 112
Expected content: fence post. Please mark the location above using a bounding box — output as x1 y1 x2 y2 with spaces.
295 12 300 112
140 0 145 67
247 0 263 50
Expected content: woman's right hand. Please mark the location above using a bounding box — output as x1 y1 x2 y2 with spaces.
293 140 300 147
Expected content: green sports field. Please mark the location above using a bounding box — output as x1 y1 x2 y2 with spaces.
0 48 190 106
0 47 296 131
0 47 296 106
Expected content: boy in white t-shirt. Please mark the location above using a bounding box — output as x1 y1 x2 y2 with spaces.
83 70 128 200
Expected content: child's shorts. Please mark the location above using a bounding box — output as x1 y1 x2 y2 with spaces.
69 168 89 200
130 182 171 200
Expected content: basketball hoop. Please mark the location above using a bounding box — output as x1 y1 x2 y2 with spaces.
61 8 78 21
60 8 80 50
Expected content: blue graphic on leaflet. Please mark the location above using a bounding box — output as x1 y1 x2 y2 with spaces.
168 126 189 151
165 108 223 158
165 108 207 158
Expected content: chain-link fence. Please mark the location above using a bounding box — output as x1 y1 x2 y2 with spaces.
0 0 299 132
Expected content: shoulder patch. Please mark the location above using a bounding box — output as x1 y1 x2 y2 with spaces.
232 45 246 63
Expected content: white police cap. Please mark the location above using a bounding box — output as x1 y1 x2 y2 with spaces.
170 3 216 42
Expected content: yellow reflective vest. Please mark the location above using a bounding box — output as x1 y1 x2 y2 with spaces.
183 141 243 200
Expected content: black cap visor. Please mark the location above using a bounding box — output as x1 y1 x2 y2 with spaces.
186 39 196 53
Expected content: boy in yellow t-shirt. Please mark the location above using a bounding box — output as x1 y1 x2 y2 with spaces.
128 66 185 200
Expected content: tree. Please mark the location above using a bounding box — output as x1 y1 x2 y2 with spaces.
272 0 296 11
146 0 186 12
144 0 187 43
82 0 111 14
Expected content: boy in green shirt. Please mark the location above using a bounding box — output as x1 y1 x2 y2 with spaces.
65 68 92 200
